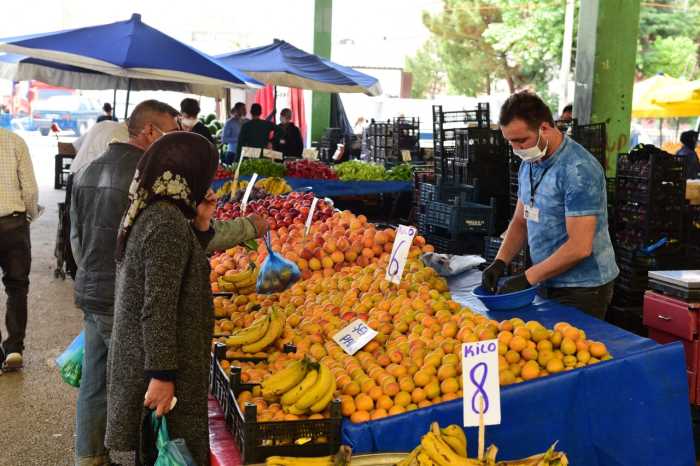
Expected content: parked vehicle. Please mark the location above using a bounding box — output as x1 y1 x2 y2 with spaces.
32 95 101 136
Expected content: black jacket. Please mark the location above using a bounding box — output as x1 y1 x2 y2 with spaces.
677 145 700 179
192 121 215 144
273 123 304 158
236 118 275 157
70 142 144 315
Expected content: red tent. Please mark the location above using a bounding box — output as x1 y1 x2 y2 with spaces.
288 87 306 143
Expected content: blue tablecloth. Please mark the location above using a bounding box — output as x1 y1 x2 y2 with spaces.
342 288 696 465
211 177 411 197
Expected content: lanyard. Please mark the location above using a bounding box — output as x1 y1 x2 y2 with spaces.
528 162 554 206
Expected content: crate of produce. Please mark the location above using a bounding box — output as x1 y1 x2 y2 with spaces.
226 365 342 464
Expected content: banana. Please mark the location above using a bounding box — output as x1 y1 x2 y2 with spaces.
417 451 439 466
397 447 422 466
440 425 467 457
309 373 336 413
221 268 253 284
241 308 285 353
294 363 332 411
421 432 472 466
261 359 308 397
282 404 307 415
265 456 333 466
281 366 319 406
225 315 269 346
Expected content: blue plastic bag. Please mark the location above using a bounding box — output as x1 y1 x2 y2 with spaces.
151 412 196 466
55 331 84 388
256 231 301 294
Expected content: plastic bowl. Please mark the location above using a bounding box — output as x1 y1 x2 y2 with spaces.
472 285 539 311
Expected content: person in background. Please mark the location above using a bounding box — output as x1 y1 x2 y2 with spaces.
482 91 618 320
677 130 699 179
236 103 275 158
97 103 117 123
559 104 573 123
71 120 129 174
179 98 215 144
273 108 304 158
221 102 247 164
0 128 38 373
105 132 219 466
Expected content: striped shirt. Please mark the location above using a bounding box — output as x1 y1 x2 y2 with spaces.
0 129 38 219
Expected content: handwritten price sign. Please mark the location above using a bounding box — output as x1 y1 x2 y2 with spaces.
385 225 416 284
462 340 501 427
332 319 377 355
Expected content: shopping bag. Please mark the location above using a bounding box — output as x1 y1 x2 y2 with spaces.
256 231 300 294
55 331 84 388
145 411 196 466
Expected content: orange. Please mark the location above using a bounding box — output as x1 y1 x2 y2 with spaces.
411 388 427 404
343 381 361 396
513 327 531 340
340 395 356 416
355 393 374 412
376 395 393 410
371 408 388 420
521 361 540 381
394 391 412 407
413 370 431 387
440 377 459 394
546 358 564 373
521 347 538 361
589 342 608 358
368 386 383 401
505 350 521 364
388 405 406 416
509 336 527 352
350 410 371 423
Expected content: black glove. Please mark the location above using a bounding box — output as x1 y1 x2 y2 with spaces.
497 273 531 294
482 259 506 293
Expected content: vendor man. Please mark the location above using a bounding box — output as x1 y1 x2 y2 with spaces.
482 92 618 319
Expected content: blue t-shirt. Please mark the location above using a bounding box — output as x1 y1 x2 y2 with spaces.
517 136 619 288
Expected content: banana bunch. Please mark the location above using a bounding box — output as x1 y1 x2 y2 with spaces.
259 358 337 416
224 306 285 353
256 177 291 195
265 456 334 466
218 264 258 295
399 423 568 466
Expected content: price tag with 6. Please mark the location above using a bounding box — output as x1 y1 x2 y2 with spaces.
332 319 378 355
385 225 417 284
462 339 501 427
240 173 258 214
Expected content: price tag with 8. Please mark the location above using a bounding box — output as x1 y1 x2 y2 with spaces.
385 225 417 284
332 319 378 355
240 173 258 214
304 197 319 237
462 339 501 427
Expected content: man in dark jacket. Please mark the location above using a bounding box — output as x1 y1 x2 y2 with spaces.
236 103 275 158
180 97 215 144
677 130 699 179
70 99 180 466
273 108 304 158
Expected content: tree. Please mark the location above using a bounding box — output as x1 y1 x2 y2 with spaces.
637 0 700 79
643 36 698 78
418 0 570 102
405 39 446 99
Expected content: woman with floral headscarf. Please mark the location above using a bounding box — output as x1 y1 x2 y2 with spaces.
105 132 219 465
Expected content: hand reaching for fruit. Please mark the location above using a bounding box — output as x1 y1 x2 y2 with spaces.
194 189 217 231
248 214 270 237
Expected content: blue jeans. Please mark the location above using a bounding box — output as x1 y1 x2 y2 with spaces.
75 312 113 466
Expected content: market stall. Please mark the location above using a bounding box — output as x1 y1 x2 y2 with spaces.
212 176 411 198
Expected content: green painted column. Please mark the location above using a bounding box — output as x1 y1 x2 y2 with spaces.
573 0 641 176
311 0 332 143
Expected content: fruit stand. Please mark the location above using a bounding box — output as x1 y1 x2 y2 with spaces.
204 186 695 466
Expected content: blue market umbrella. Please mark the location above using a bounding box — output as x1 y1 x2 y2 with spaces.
216 39 382 96
0 14 260 105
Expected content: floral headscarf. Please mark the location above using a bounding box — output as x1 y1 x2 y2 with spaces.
116 132 219 260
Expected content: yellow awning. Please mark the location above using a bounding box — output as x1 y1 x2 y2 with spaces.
632 75 700 118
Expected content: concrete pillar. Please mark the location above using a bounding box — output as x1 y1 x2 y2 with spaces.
573 0 641 176
311 0 332 143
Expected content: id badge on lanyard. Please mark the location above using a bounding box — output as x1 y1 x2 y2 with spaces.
524 204 540 223
524 163 552 224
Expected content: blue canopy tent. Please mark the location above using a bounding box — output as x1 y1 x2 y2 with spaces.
215 39 382 96
0 14 260 117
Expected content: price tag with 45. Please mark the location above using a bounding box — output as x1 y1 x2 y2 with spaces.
385 225 417 284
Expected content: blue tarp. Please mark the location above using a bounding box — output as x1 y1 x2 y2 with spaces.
342 290 696 465
212 176 411 197
216 40 381 96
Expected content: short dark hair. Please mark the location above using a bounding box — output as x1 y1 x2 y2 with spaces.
128 100 179 137
280 108 292 119
103 102 112 113
681 130 699 147
499 91 555 130
180 98 201 117
232 102 246 114
562 104 573 114
250 103 262 117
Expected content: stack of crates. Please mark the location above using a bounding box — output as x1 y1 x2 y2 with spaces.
571 122 607 168
368 117 421 167
318 128 345 163
432 103 490 183
610 145 688 328
367 121 392 165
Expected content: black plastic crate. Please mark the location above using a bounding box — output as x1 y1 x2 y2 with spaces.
425 232 484 255
425 198 496 235
571 122 607 168
226 366 342 464
606 305 646 337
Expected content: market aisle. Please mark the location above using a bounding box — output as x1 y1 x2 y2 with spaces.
0 133 83 466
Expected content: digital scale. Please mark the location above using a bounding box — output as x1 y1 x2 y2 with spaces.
648 270 700 302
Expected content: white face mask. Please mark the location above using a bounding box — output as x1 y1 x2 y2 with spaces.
512 130 548 162
181 117 197 129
